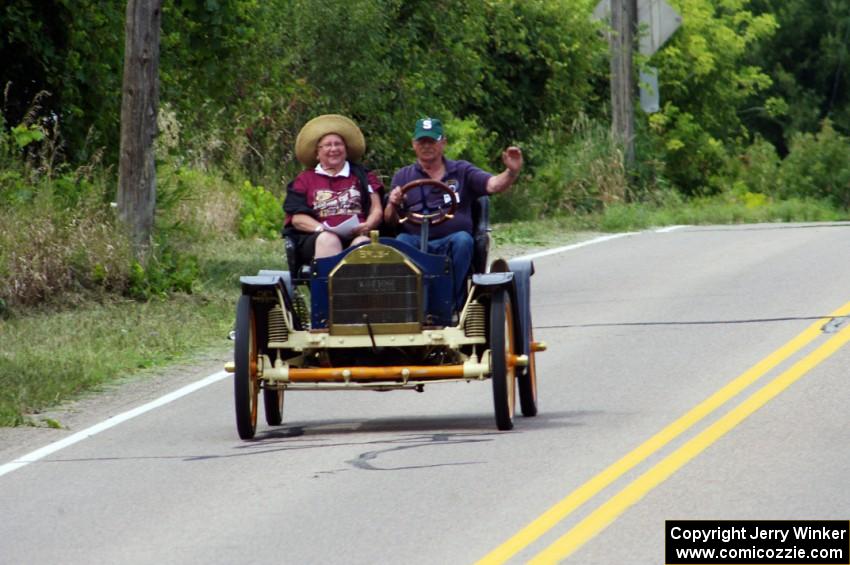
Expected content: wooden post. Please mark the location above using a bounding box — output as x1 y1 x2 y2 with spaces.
117 0 161 259
610 0 637 167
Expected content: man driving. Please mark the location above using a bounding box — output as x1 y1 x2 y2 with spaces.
384 117 523 309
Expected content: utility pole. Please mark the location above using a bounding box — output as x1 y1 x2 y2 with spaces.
118 0 162 260
609 0 637 168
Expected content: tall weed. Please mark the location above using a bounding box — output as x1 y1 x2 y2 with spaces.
499 116 626 221
0 203 132 310
157 163 241 239
0 106 213 312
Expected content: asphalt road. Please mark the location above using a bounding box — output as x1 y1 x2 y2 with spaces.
1 222 849 565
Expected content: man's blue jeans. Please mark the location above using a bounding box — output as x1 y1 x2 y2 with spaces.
397 231 473 310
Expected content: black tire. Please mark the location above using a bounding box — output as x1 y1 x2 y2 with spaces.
234 295 259 440
263 388 284 426
518 325 539 417
490 289 516 430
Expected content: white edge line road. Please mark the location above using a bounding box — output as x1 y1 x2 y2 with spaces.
654 225 688 233
0 371 229 478
515 232 638 261
0 228 685 479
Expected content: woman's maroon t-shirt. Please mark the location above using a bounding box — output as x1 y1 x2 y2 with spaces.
287 164 383 228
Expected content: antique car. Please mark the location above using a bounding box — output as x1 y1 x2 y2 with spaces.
226 180 545 440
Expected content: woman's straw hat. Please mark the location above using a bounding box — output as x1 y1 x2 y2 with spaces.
295 114 366 167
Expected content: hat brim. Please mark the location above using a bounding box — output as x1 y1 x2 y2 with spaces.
295 114 366 167
414 131 443 141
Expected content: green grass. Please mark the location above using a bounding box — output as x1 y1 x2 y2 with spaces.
596 196 845 232
0 237 284 426
491 196 846 250
491 217 603 256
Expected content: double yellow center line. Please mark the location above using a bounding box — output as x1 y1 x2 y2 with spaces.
478 300 850 564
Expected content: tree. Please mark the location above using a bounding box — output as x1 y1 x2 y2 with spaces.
117 0 161 258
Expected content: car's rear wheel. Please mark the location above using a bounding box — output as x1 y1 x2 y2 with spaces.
234 295 259 439
518 325 538 417
263 387 284 426
490 289 516 430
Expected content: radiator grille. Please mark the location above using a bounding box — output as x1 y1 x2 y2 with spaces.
330 263 420 327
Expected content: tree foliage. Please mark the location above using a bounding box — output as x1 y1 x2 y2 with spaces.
743 0 850 152
645 0 778 194
3 0 850 314
1 0 849 209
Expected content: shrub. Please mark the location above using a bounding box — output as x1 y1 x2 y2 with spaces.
646 105 730 196
238 180 282 240
733 136 781 196
778 120 850 209
127 240 200 300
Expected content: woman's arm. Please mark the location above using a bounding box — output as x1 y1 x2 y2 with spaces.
292 213 325 233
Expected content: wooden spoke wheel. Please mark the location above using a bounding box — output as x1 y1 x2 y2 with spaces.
490 288 516 431
263 387 284 426
234 295 260 439
397 179 458 226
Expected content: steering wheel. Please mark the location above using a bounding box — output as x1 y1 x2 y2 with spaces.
396 179 458 226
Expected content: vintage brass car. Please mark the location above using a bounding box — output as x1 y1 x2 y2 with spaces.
227 181 544 440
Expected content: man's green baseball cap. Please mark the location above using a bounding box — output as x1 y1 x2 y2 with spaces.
413 117 443 141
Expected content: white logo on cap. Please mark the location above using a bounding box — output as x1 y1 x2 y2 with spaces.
423 119 432 130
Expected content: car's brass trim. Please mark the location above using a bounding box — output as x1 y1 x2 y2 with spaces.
260 360 491 383
329 322 423 335
328 242 423 334
331 242 422 267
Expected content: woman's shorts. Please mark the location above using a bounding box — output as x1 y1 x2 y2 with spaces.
293 231 357 264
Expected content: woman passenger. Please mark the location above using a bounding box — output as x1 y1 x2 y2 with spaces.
283 114 383 262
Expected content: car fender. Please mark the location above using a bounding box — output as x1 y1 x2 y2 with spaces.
239 270 305 330
507 258 535 366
